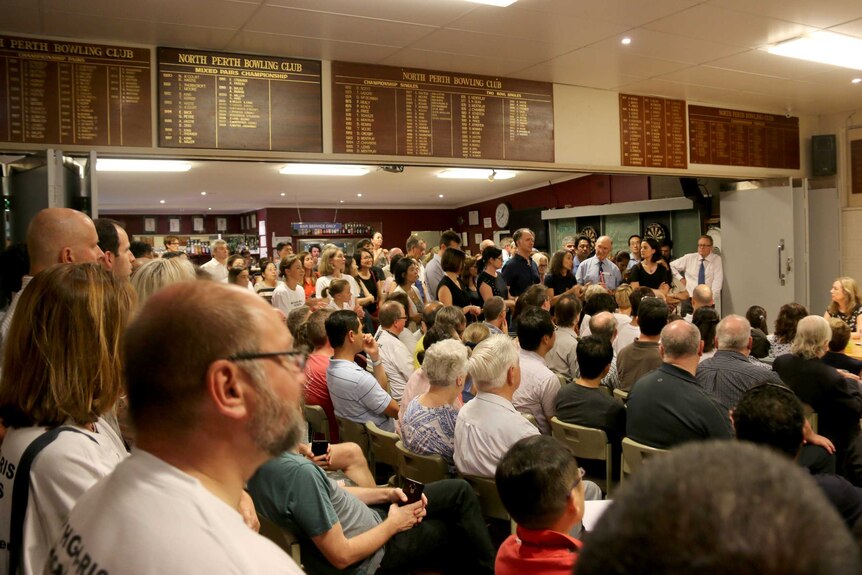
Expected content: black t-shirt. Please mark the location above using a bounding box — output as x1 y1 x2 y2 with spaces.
544 272 577 296
555 384 626 445
628 262 673 289
437 275 471 308
501 253 539 297
477 271 508 303
357 273 379 314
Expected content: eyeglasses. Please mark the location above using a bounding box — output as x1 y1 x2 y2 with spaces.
226 350 306 370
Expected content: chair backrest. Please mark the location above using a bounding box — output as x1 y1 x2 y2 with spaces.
802 403 818 434
621 436 667 479
521 412 540 430
337 416 371 463
395 441 449 484
550 417 613 495
613 388 629 403
304 405 330 441
366 421 400 469
258 516 302 566
461 474 511 523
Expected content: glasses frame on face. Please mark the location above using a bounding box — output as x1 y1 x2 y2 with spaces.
226 350 307 370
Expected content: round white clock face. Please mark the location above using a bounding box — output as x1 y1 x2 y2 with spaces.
495 203 510 228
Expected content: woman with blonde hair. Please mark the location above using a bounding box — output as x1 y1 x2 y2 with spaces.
825 277 862 338
131 257 197 306
314 247 361 314
0 264 135 574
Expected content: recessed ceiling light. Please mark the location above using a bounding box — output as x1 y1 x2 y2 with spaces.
357 193 363 197
280 192 286 196
208 207 212 210
464 0 518 6
340 200 345 204
766 31 862 70
438 194 444 198
159 200 166 204
200 191 207 196
96 159 192 172
280 164 370 176
621 37 632 45
853 78 862 84
437 168 516 180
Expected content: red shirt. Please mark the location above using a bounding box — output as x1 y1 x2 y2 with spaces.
495 526 582 575
304 353 339 442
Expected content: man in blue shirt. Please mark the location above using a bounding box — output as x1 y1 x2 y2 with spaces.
501 228 540 298
575 235 622 291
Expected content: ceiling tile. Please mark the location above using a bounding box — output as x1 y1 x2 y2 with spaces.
244 5 437 47
227 31 402 62
263 0 476 27
706 49 839 80
829 18 862 39
659 65 795 96
40 0 261 30
644 4 814 49
444 5 628 51
597 28 743 65
708 0 862 29
515 0 702 28
408 28 564 63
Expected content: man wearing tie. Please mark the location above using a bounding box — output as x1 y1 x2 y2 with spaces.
575 235 622 292
670 235 723 315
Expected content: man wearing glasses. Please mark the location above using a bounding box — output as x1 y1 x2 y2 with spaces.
376 301 416 404
670 235 723 315
47 281 305 573
326 310 399 433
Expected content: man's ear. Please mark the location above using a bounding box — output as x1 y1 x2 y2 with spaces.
59 246 74 264
102 250 116 269
206 359 250 421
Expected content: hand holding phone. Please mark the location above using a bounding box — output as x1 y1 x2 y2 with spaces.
401 478 425 505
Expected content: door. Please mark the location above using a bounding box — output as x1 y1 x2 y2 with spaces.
720 178 799 323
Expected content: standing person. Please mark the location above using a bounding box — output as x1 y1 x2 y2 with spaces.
94 218 136 281
437 249 482 321
424 230 462 299
315 247 362 314
0 264 134 575
502 228 540 298
371 231 388 268
353 248 381 323
544 250 578 306
297 251 318 298
572 235 591 277
477 246 512 308
391 257 424 330
460 255 483 310
628 238 673 296
824 277 862 339
273 254 314 314
275 241 293 261
405 235 431 305
46 281 305 574
575 236 622 292
228 266 251 288
670 235 723 314
255 258 280 303
200 238 229 282
627 234 642 270
163 235 181 253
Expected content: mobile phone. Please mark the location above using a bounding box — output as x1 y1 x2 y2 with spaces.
311 440 329 457
401 478 424 505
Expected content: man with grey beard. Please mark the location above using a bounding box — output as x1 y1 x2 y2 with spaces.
47 281 305 574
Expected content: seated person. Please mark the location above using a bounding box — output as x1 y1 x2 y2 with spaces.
733 383 862 530
822 317 862 376
546 295 581 383
397 327 461 432
555 335 625 479
495 436 586 575
616 297 668 391
575 441 862 575
300 308 340 441
248 452 495 575
513 307 561 435
326 310 399 432
400 339 467 469
376 301 416 403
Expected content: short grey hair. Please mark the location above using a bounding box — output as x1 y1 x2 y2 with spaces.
468 334 519 391
716 315 751 351
423 339 469 387
131 257 197 306
791 315 831 360
211 239 227 250
660 320 701 359
589 311 618 341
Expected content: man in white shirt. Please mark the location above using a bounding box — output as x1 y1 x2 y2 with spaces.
670 235 723 314
376 301 416 403
200 238 230 282
547 295 581 382
47 281 304 574
514 308 561 434
424 230 462 300
454 334 539 477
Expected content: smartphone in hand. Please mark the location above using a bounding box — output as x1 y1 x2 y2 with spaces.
401 478 424 505
311 440 329 457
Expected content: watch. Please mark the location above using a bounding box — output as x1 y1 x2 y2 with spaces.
495 202 511 228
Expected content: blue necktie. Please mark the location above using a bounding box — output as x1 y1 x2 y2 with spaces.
415 279 426 302
698 259 706 285
598 260 604 284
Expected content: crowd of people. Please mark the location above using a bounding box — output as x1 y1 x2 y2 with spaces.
0 208 861 573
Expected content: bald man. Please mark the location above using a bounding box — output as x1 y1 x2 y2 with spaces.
0 208 104 366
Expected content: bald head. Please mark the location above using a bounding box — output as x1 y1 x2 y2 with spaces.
479 239 496 252
692 284 714 308
716 315 752 352
660 320 701 360
589 311 618 341
27 208 104 274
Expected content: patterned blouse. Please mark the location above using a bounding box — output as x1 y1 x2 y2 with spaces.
829 305 862 333
400 397 458 466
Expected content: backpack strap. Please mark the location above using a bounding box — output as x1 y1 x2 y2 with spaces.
9 426 97 574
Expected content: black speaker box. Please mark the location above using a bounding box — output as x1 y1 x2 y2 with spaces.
812 134 837 177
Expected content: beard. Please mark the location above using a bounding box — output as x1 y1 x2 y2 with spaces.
247 380 305 457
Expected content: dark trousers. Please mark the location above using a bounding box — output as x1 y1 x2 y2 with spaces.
377 479 495 575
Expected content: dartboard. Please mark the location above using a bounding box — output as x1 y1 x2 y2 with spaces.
644 222 667 243
580 226 598 250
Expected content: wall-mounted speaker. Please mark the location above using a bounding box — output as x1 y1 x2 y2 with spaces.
812 134 837 177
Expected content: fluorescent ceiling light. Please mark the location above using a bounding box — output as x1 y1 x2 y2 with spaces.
96 159 191 172
280 164 370 176
766 31 862 70
464 0 518 6
437 168 516 180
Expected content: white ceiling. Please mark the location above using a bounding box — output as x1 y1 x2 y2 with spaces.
3 0 862 212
